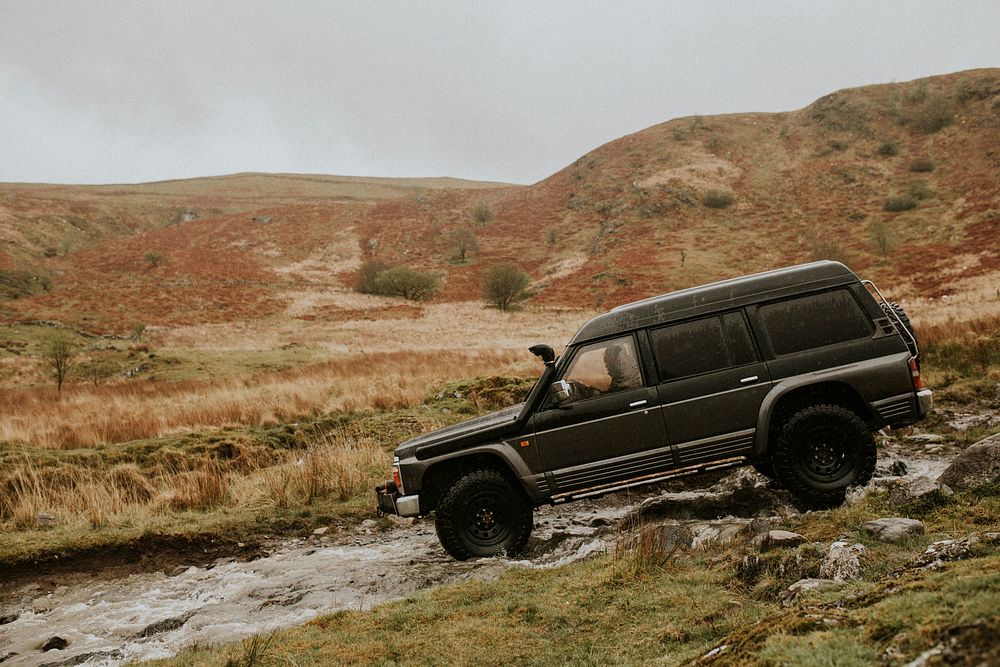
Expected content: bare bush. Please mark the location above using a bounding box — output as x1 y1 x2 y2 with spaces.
482 263 531 311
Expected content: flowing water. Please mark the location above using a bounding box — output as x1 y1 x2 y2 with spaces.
0 453 953 667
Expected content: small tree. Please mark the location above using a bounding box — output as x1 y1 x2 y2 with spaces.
144 252 165 269
132 322 146 342
482 263 531 311
472 203 494 226
354 259 391 294
77 356 118 386
43 332 76 396
449 227 478 263
373 267 440 301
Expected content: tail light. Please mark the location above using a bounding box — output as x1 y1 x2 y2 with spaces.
392 457 403 494
909 357 923 390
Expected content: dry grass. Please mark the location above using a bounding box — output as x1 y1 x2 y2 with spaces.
0 429 389 534
0 349 519 449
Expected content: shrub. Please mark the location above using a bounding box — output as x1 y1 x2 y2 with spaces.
912 93 954 133
448 227 478 263
354 259 391 294
144 252 165 268
702 189 734 209
884 195 918 212
876 141 899 157
907 180 935 200
373 267 440 301
472 203 494 226
482 263 531 311
909 158 934 172
870 220 895 258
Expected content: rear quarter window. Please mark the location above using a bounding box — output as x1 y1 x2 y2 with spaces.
759 289 873 355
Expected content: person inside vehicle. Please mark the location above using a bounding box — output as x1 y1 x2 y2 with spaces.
603 342 642 393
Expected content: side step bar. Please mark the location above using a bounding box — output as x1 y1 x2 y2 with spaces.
550 456 748 503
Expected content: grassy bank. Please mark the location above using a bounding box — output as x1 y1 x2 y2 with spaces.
156 485 1000 666
0 375 534 566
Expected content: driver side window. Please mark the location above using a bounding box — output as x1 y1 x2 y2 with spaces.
553 336 642 404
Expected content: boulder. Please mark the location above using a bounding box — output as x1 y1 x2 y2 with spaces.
911 537 978 569
758 530 807 552
782 578 838 602
875 459 909 478
863 517 925 542
887 476 952 508
938 433 1000 490
819 541 868 581
40 636 68 652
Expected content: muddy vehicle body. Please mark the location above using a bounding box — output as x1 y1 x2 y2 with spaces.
377 261 933 560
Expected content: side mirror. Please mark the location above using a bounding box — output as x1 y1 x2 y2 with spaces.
551 379 574 405
529 344 555 366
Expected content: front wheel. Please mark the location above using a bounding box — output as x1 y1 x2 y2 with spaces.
772 404 876 507
434 469 533 560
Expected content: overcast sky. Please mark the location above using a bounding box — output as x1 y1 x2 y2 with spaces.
1 1 997 185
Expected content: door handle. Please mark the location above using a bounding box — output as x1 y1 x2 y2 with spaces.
629 399 649 408
739 376 759 384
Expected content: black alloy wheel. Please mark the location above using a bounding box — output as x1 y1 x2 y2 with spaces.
434 469 533 561
772 404 876 507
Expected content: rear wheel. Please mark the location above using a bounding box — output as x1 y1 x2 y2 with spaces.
434 469 533 560
772 404 876 507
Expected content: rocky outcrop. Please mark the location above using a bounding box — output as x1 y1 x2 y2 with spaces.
887 476 952 508
758 530 807 552
819 541 868 581
938 433 1000 490
863 518 925 543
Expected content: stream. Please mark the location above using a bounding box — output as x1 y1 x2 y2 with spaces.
0 450 953 667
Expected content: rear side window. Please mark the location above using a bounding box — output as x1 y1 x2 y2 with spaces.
651 312 757 381
759 289 873 355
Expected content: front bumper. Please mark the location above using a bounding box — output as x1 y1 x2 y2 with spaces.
917 388 933 416
375 481 421 517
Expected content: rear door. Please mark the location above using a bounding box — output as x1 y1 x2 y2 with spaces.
650 311 771 466
532 334 669 492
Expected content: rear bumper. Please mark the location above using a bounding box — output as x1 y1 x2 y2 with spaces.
917 388 933 416
375 481 421 517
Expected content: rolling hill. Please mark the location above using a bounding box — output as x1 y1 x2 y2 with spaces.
0 68 997 334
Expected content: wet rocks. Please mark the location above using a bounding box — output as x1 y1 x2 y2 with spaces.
136 612 194 638
937 433 1000 490
887 476 952 508
863 518 925 542
876 459 909 478
906 433 945 443
758 530 807 552
40 636 68 652
627 485 788 523
819 541 868 581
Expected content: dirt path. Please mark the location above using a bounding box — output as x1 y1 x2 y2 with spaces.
0 449 955 667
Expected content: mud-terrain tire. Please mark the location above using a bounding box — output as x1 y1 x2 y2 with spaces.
881 301 919 361
750 457 778 482
772 404 876 507
434 469 533 561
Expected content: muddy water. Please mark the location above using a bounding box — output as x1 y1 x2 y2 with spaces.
0 455 951 667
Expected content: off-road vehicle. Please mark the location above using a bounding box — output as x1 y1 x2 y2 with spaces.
376 261 932 560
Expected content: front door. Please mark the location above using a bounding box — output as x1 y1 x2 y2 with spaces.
532 335 669 492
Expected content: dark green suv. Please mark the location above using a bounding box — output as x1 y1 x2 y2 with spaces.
376 261 932 560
